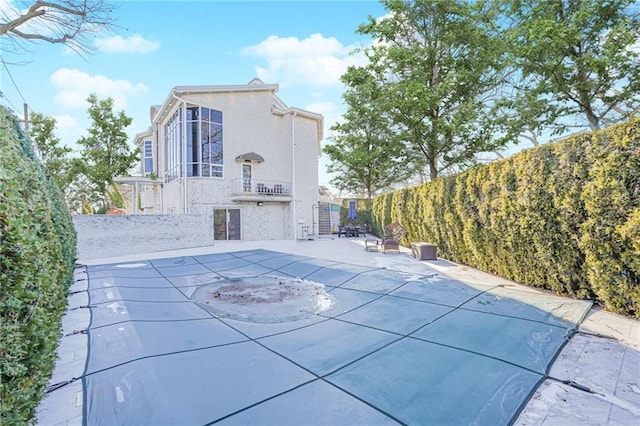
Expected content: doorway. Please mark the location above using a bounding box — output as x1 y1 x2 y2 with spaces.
213 208 241 240
242 164 252 193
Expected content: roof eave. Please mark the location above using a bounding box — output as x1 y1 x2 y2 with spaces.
152 83 280 124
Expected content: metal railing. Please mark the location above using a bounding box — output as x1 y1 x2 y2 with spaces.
230 178 292 197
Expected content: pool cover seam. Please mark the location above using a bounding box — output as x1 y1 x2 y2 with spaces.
173 253 412 424
202 377 407 426
87 255 573 375
157 258 407 425
507 300 593 425
75 250 590 425
200 250 345 279
81 339 252 377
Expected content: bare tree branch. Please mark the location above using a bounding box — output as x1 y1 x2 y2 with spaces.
0 0 116 53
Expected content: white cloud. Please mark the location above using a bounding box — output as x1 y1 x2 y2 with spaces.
0 0 15 15
94 34 160 54
51 114 84 147
242 33 368 87
305 101 341 132
50 68 149 110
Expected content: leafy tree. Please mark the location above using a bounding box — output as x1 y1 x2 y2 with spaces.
355 0 513 180
29 112 75 191
503 0 640 132
0 0 116 53
325 66 416 198
76 93 139 207
29 113 91 213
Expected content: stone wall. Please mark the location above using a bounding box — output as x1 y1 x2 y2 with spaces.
74 214 213 260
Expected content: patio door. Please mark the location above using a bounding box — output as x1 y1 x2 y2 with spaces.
213 208 241 240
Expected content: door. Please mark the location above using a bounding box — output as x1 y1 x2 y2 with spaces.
213 208 241 240
242 164 252 193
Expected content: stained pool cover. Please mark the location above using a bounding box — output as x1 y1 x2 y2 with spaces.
69 249 592 425
191 276 334 323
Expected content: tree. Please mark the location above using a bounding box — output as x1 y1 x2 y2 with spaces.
29 112 75 190
76 93 139 207
0 0 115 53
355 0 513 180
503 0 640 132
325 66 416 198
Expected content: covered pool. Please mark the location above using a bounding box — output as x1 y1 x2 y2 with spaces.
45 249 593 425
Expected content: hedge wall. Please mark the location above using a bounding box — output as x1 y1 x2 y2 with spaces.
339 198 373 228
373 119 640 317
0 106 77 424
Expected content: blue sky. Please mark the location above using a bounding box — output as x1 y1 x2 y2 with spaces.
1 0 388 190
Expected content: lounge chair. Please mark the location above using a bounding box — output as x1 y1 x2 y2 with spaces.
380 222 406 253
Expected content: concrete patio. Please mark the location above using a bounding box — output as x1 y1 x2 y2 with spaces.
37 236 640 425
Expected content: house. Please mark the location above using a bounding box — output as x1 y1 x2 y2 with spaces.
132 78 324 241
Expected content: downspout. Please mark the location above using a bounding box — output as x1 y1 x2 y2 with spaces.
154 123 163 214
291 110 297 240
172 92 188 214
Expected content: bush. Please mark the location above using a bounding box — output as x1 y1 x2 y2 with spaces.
340 198 373 229
373 119 640 317
0 106 77 424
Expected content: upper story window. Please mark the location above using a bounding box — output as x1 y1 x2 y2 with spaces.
143 140 153 176
165 106 223 182
165 109 182 182
187 107 223 178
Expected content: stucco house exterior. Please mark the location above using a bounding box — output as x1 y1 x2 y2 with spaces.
132 78 324 241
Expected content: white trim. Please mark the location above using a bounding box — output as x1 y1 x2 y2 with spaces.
153 82 278 124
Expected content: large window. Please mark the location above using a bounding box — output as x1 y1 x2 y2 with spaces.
143 140 153 176
165 109 182 182
165 106 223 182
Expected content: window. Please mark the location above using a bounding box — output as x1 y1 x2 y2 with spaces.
143 140 153 176
194 106 223 178
165 106 223 182
165 109 182 182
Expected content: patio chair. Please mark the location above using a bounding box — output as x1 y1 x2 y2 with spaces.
380 222 406 253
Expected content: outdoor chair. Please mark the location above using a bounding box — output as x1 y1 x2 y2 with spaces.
380 221 406 253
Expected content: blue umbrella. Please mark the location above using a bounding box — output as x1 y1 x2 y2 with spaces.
348 200 357 220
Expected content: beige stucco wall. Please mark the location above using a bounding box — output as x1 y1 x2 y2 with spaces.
147 84 321 240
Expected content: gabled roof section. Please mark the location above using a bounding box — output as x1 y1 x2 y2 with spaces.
133 127 153 147
272 106 325 143
152 78 279 124
149 78 324 143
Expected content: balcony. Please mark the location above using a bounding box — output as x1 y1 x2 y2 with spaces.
230 178 293 203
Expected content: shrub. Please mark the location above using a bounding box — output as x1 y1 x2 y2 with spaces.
0 106 77 424
373 119 640 317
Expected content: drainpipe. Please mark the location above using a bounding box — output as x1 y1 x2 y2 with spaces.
172 92 188 214
154 123 163 214
291 110 297 240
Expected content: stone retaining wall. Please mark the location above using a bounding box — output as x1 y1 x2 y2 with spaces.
73 214 213 260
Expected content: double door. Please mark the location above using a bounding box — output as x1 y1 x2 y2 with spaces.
213 208 241 240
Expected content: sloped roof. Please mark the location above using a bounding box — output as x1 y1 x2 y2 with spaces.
235 152 265 163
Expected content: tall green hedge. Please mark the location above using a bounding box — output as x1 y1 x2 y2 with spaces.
373 119 640 317
339 198 373 228
0 106 77 424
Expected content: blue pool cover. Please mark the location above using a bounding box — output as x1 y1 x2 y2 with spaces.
70 249 592 425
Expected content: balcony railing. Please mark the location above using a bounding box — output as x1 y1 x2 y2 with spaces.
230 178 293 202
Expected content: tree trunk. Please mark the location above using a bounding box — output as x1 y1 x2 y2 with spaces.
429 160 438 180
